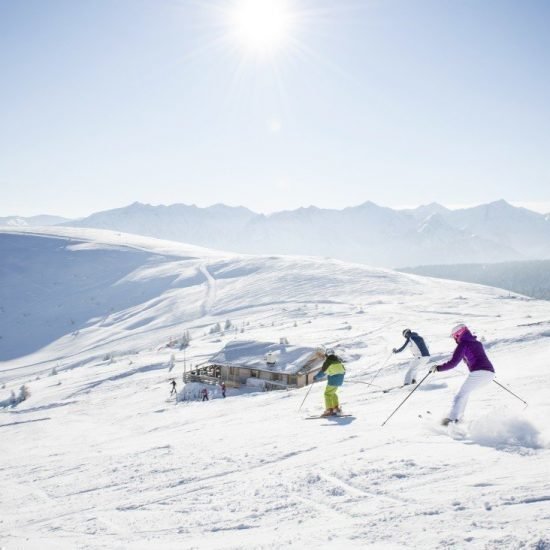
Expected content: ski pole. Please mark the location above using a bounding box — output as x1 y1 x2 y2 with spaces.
493 379 528 407
381 371 431 427
298 380 316 411
366 351 394 389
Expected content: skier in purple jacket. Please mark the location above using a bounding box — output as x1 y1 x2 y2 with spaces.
430 323 495 425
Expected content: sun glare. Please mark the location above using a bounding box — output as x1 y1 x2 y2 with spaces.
229 0 294 56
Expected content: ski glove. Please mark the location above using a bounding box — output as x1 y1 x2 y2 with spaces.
429 364 438 373
314 371 326 381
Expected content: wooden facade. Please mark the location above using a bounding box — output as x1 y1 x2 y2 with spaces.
185 341 324 390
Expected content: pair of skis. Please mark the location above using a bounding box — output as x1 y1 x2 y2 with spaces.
305 413 353 420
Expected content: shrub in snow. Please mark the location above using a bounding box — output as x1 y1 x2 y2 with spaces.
0 391 17 408
209 322 222 334
1 386 30 408
50 367 58 376
224 319 232 330
19 385 30 401
179 330 191 349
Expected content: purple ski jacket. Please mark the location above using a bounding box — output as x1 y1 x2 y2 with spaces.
437 330 494 373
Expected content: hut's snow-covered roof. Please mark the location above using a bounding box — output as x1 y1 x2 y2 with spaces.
209 340 324 375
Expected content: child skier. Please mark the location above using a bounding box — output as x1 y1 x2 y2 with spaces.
313 348 346 416
429 323 495 425
392 328 431 385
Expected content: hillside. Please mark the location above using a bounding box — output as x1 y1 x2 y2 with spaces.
1 227 549 549
401 260 550 301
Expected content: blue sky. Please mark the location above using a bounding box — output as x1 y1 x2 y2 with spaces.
1 0 549 217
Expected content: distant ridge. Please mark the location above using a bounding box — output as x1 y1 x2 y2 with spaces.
401 259 550 300
59 200 550 268
0 214 71 227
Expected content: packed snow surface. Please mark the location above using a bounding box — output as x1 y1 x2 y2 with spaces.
1 227 549 549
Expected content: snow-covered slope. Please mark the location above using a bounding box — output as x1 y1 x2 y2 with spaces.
62 200 550 268
1 227 549 549
401 259 550 300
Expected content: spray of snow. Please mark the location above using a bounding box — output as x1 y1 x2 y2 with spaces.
468 411 546 450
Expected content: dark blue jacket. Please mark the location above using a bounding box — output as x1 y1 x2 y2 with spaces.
394 332 430 357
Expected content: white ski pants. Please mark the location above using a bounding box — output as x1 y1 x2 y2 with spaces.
404 356 430 385
449 369 494 421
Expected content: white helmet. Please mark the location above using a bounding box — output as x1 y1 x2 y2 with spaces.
325 348 335 356
450 323 468 339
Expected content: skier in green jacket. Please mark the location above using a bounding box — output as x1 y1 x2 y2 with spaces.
313 349 346 416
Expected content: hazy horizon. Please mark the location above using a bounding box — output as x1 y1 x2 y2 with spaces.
2 198 550 221
1 1 549 219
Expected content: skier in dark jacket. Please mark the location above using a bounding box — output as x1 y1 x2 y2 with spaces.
313 348 346 416
170 379 177 396
430 323 495 425
393 329 431 385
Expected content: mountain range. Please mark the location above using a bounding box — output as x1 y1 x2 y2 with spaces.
0 214 70 227
3 200 550 267
56 200 550 267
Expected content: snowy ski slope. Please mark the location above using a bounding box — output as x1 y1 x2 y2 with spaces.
1 227 549 549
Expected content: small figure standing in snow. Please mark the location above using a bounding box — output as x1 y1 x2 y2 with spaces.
221 382 226 398
313 348 346 416
170 380 177 396
201 388 209 401
429 324 495 426
392 328 431 385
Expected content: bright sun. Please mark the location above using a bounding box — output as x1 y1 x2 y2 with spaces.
229 0 294 55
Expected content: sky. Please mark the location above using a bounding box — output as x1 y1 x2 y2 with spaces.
1 0 549 218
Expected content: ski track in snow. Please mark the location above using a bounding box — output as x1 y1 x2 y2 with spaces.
199 263 218 317
1 228 550 549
